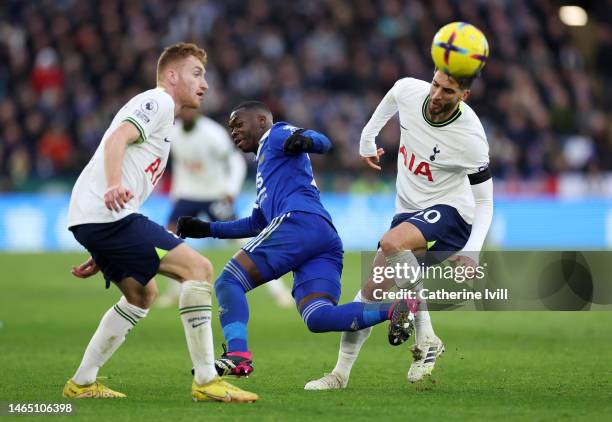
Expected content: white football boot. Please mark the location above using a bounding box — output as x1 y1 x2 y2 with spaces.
407 336 444 383
304 373 348 390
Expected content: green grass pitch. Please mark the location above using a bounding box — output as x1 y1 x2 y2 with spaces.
1 250 611 421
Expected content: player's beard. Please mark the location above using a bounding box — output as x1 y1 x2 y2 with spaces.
429 100 457 117
179 85 201 109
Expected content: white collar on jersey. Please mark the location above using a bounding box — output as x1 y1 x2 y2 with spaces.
255 128 271 161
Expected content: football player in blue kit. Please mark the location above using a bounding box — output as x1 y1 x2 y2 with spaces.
177 101 418 377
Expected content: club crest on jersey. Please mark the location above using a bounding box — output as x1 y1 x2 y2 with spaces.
399 145 433 182
430 145 440 161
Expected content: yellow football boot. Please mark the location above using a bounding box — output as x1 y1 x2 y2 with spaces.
192 376 258 403
62 379 126 398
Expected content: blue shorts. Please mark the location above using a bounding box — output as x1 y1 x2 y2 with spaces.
241 212 343 305
70 213 183 288
168 199 235 225
389 204 471 264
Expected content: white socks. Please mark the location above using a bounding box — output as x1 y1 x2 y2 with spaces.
331 291 372 380
179 280 217 385
385 250 422 289
72 296 148 386
413 283 435 344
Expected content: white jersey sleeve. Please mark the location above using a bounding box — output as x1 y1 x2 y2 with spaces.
67 87 175 227
359 86 399 157
170 116 246 201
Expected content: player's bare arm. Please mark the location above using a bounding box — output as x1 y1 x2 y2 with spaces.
103 122 139 212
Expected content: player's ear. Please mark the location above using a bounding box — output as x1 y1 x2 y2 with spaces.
258 114 267 129
461 89 470 102
166 67 178 85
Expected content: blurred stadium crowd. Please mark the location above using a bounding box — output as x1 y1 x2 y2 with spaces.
0 0 610 194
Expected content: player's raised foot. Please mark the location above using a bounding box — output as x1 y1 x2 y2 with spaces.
62 379 126 398
407 336 445 384
387 298 420 346
214 344 254 377
304 372 348 390
192 376 258 403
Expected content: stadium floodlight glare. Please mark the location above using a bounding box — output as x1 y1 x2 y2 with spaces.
559 5 588 26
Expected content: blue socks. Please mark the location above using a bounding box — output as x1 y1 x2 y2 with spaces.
300 299 392 333
214 259 254 353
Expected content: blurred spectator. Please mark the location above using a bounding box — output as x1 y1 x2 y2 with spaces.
0 0 609 195
37 122 73 176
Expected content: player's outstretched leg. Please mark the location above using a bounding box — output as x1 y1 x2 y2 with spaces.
295 280 417 340
304 291 372 390
63 282 153 399
213 259 255 377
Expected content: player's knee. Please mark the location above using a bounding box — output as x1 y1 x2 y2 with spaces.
125 284 158 309
379 232 403 255
304 316 326 333
215 260 254 294
185 253 213 281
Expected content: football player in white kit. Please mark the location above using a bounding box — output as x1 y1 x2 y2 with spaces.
305 69 493 389
63 43 257 402
157 107 294 308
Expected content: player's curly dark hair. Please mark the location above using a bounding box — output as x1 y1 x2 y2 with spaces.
433 68 476 90
157 42 207 82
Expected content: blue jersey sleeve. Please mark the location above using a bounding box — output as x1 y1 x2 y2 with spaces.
299 129 332 154
210 206 267 239
269 123 332 155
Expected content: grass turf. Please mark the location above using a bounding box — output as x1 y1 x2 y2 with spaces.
0 250 610 421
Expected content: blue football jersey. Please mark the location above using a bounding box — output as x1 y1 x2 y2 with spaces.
254 122 333 225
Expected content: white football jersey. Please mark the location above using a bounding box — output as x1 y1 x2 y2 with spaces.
68 87 175 227
169 116 246 201
360 78 489 223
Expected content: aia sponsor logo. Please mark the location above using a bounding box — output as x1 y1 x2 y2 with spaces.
399 145 433 182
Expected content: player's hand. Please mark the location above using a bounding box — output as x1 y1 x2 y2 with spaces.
71 256 100 279
104 185 134 212
176 216 212 239
448 252 479 280
361 148 385 171
283 129 312 154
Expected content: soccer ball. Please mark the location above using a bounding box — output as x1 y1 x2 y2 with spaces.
431 22 489 78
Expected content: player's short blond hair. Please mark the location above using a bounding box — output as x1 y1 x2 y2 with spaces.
157 42 207 82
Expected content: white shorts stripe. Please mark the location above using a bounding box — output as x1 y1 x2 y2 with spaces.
244 213 289 253
243 215 282 251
